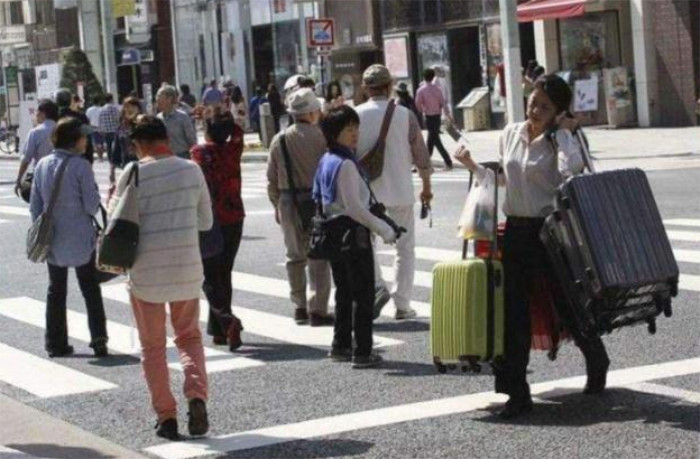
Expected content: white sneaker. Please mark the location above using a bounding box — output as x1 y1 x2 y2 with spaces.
395 308 417 320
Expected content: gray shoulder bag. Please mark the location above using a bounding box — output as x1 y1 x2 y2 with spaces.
26 156 73 263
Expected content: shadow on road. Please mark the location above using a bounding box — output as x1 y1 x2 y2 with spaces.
7 443 117 458
476 387 699 433
222 438 374 458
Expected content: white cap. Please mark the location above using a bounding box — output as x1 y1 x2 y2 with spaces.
287 88 321 115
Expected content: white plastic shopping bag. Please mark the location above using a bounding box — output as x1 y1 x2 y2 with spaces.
457 168 496 240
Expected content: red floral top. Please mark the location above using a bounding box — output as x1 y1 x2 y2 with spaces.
190 127 245 225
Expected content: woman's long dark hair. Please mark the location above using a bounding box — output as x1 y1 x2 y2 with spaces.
533 74 572 115
325 80 342 102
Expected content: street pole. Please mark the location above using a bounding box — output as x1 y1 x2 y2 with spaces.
499 0 525 123
100 0 118 95
169 0 180 87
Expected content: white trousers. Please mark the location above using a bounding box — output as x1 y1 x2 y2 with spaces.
373 205 415 311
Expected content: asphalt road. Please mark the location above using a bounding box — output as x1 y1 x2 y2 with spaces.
0 156 697 459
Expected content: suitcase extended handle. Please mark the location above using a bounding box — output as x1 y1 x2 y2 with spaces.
464 161 501 260
575 128 596 174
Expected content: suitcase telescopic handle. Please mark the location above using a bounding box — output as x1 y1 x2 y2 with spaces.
464 161 501 260
574 127 596 174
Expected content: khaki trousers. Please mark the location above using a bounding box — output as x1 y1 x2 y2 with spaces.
278 196 331 314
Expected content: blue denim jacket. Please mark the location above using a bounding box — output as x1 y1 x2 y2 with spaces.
30 150 101 267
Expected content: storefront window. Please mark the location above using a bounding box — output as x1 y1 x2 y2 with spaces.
417 33 452 110
559 11 620 71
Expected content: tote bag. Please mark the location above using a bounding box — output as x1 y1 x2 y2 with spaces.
97 163 140 272
26 156 73 263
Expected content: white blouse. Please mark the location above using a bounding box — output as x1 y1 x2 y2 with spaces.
478 122 585 218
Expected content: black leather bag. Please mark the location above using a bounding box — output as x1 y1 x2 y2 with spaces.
307 210 370 261
92 206 120 283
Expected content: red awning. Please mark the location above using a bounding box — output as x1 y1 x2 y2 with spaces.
517 0 587 22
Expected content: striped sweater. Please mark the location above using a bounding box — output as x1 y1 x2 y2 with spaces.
114 156 213 303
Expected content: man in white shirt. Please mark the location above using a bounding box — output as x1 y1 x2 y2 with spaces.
355 65 433 320
85 97 104 161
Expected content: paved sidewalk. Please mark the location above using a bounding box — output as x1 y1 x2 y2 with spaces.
3 126 699 170
0 393 146 458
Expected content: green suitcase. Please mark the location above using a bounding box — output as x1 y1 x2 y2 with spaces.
430 257 505 373
430 161 504 373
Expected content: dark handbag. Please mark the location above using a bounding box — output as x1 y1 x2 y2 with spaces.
307 206 369 261
358 100 396 181
19 172 32 203
92 205 120 283
280 134 315 231
197 145 225 260
97 163 139 272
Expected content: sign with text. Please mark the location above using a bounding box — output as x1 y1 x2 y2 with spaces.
307 19 335 47
35 63 62 100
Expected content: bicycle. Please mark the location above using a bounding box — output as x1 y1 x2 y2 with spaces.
0 125 19 154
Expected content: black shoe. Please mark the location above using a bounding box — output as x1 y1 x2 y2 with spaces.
212 336 227 345
47 345 74 358
373 287 391 320
294 308 309 325
328 348 352 362
310 313 335 327
352 353 383 369
498 398 534 420
92 341 109 358
155 418 180 441
188 398 209 437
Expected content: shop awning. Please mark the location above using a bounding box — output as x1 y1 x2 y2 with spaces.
517 0 587 22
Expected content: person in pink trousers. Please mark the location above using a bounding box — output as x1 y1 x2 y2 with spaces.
110 115 213 440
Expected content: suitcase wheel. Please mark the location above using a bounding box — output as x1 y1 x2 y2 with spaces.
437 364 447 374
470 363 482 373
447 364 457 371
461 365 469 373
647 319 657 335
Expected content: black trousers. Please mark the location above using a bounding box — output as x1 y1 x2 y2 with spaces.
46 253 108 352
494 218 609 400
330 243 375 357
202 222 244 337
425 114 452 167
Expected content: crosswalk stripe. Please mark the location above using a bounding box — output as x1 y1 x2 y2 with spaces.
0 219 8 224
664 219 700 228
144 357 700 458
666 230 700 243
379 247 462 262
380 266 432 289
241 270 430 318
674 249 700 264
0 297 263 373
0 205 28 216
101 283 403 350
0 341 117 398
679 274 700 292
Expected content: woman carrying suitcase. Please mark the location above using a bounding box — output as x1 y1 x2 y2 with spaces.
455 74 609 419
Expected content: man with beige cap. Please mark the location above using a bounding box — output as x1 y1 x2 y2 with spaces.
355 64 433 320
266 88 334 326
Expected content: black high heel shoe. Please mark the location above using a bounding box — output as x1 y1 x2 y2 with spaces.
498 397 534 420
